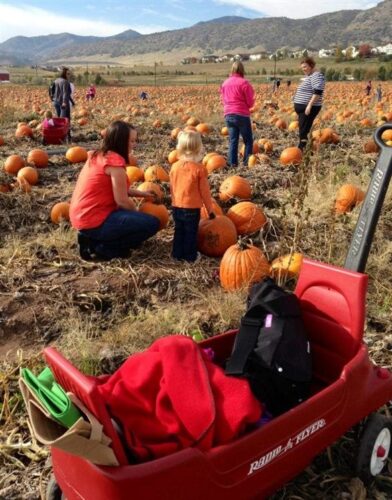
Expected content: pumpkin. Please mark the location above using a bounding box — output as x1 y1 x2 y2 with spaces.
248 155 259 168
206 154 226 174
186 117 200 127
288 121 299 131
4 155 25 175
335 184 365 214
271 253 303 279
240 142 259 157
27 148 49 168
219 241 270 291
200 200 224 219
221 127 229 136
126 166 144 184
197 215 237 257
0 183 11 193
203 152 218 166
152 119 162 128
381 129 392 143
138 181 163 201
15 125 33 138
168 149 180 164
144 165 170 182
363 140 380 154
17 166 39 185
196 123 211 135
139 202 169 230
171 128 181 140
275 119 287 130
227 201 267 235
263 141 273 153
279 147 302 166
66 146 88 164
219 176 251 202
50 202 70 223
78 118 88 126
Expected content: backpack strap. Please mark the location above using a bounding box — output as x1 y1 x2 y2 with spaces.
225 316 263 376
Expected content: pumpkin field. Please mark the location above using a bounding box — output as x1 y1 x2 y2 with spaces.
1 81 392 499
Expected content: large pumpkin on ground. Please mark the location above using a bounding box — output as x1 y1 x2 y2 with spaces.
279 147 302 166
15 125 33 138
206 154 226 174
220 241 270 291
227 201 267 235
50 202 70 224
66 146 88 164
126 166 144 184
219 176 251 202
17 167 39 185
138 202 169 230
27 149 49 168
137 181 163 201
335 184 365 214
4 155 25 175
144 165 170 182
197 216 237 257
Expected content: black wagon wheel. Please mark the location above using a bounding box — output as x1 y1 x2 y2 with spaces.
46 474 65 500
356 413 392 483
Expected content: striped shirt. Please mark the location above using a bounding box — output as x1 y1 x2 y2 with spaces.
293 71 325 106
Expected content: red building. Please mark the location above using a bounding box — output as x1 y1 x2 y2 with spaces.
0 71 10 82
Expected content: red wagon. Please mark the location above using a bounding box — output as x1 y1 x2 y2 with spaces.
44 125 392 500
42 118 69 145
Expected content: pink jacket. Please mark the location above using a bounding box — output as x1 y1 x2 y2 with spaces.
220 73 255 117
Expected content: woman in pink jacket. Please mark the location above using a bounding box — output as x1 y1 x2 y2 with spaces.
220 61 255 167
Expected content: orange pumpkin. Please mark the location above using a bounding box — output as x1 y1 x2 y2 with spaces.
138 181 163 201
271 253 303 279
221 127 229 136
27 148 49 168
227 201 267 235
144 165 170 182
219 241 270 291
240 142 259 157
206 154 226 174
197 215 237 257
279 147 302 166
263 141 273 154
15 125 33 138
17 166 39 185
170 128 181 140
363 140 380 154
4 155 25 175
168 149 180 164
50 202 70 223
126 166 144 184
200 200 224 219
139 202 169 230
196 123 211 135
335 184 365 214
219 176 251 202
66 146 88 164
381 129 392 143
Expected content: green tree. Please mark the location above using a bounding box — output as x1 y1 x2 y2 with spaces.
325 68 335 81
95 73 104 85
261 68 267 75
353 68 363 80
378 65 387 81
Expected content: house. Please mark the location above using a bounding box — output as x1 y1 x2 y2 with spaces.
318 49 334 58
217 54 233 62
181 57 199 65
342 46 359 58
201 55 219 63
372 43 392 55
249 52 268 61
0 70 10 82
232 54 250 62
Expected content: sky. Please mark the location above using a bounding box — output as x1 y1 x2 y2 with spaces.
0 0 379 43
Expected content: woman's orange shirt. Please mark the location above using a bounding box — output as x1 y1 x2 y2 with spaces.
70 151 129 230
170 160 214 213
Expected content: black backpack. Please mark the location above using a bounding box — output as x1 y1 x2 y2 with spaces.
225 278 312 416
48 82 56 99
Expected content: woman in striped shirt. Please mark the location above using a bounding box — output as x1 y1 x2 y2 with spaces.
293 57 325 150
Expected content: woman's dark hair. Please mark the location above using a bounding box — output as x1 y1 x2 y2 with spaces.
300 57 316 68
96 120 135 163
60 67 70 79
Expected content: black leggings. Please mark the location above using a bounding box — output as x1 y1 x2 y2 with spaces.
294 104 321 150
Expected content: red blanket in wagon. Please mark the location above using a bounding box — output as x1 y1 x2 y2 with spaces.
98 335 262 461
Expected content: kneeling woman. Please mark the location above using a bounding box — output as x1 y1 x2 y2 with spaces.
70 121 160 260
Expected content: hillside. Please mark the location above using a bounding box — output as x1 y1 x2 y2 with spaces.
0 1 391 65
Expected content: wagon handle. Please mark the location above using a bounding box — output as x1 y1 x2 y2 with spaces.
344 124 392 273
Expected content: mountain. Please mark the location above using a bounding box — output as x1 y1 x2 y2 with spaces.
0 2 390 65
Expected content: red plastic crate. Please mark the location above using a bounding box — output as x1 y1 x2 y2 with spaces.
42 118 69 144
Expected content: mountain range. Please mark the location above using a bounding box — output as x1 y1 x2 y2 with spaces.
0 1 391 66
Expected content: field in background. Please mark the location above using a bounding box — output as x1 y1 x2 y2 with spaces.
0 82 392 499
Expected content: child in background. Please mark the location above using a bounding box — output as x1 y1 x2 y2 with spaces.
42 110 55 128
86 84 96 101
170 130 215 262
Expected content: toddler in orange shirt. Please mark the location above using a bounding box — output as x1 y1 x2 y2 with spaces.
170 130 215 262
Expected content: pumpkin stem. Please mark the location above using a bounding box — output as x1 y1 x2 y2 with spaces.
237 236 253 250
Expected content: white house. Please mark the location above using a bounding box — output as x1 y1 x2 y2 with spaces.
372 43 392 55
342 46 360 58
319 49 334 58
249 52 268 61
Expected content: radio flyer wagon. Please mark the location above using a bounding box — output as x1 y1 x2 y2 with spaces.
42 118 69 145
44 125 392 500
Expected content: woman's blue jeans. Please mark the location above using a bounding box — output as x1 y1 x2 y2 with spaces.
225 114 253 167
172 207 200 262
79 209 160 259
